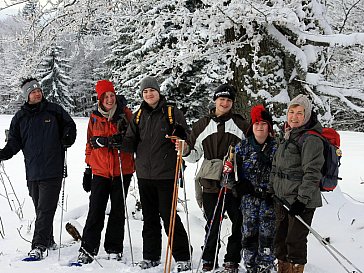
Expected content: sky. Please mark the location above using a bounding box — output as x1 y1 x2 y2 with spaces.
0 115 363 273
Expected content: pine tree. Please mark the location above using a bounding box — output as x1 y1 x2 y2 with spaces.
37 43 74 113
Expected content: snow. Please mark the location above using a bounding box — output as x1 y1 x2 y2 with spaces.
0 114 363 273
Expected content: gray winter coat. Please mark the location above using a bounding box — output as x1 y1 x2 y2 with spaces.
270 120 324 208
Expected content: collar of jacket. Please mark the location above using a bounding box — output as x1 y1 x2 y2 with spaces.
22 98 47 114
140 95 167 113
210 108 234 123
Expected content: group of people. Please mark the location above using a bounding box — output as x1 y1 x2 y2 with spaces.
0 76 325 273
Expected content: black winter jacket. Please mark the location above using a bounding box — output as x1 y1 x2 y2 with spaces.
0 99 76 181
122 96 189 180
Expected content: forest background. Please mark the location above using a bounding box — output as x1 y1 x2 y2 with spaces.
0 0 363 130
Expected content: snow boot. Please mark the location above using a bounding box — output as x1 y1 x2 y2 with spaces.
25 246 46 261
138 259 161 269
277 260 291 273
174 260 192 272
77 251 93 264
221 262 239 273
107 252 123 261
202 260 219 271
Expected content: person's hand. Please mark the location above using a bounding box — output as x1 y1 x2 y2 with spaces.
90 136 109 148
61 133 73 149
83 167 92 192
175 140 189 156
223 160 233 174
172 123 187 140
109 134 123 149
289 200 306 216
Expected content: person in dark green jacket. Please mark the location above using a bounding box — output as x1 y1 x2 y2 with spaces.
269 94 325 273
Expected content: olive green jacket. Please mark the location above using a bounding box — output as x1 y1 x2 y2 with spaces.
270 121 325 208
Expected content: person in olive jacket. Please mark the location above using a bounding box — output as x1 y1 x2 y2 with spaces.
0 78 76 260
122 76 192 272
270 94 325 273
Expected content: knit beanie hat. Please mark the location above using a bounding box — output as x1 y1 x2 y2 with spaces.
95 80 115 100
287 94 312 126
140 76 160 96
213 84 236 101
246 104 274 136
21 79 42 102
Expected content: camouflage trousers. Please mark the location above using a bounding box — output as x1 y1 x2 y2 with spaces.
240 195 276 269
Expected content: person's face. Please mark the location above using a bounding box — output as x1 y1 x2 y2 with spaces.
287 105 305 128
252 121 269 140
215 97 233 116
142 88 160 108
28 88 43 104
101 91 116 112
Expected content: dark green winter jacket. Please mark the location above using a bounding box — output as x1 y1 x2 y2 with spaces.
269 117 324 208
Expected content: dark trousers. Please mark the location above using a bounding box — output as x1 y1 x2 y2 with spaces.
138 178 191 262
81 174 132 255
27 178 62 250
274 203 315 265
202 191 242 264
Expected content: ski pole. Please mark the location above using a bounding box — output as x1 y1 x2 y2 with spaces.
58 149 67 261
164 137 184 273
212 182 228 273
179 150 193 273
117 149 134 266
274 195 363 273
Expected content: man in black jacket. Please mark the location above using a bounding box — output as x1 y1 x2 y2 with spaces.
0 78 77 260
122 76 191 272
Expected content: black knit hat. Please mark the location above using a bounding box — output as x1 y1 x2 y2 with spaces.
213 84 236 101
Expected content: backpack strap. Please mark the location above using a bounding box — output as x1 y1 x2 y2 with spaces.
135 108 143 125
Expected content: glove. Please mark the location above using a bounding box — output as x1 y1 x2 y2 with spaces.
223 160 233 174
109 134 123 149
83 167 92 192
171 123 187 140
90 136 109 148
61 133 73 149
264 192 274 206
289 200 306 216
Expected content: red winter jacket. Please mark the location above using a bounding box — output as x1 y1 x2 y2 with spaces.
85 105 135 178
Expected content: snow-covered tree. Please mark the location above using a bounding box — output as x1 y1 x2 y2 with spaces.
37 43 74 113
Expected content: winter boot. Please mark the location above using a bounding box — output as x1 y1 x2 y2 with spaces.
77 251 93 264
138 259 161 269
291 264 304 273
277 260 291 273
202 260 219 271
27 246 46 261
107 252 123 261
174 260 192 272
222 262 239 273
257 264 275 273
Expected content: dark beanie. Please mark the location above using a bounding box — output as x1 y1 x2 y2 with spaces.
140 76 160 96
246 104 274 136
213 84 236 101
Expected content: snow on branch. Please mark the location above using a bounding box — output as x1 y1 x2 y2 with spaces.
266 24 308 79
285 24 364 47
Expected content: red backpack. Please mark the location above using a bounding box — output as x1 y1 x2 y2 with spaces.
298 128 342 191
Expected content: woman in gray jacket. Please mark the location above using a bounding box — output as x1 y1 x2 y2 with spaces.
270 95 325 273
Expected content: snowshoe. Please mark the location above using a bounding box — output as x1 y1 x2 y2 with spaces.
22 247 45 262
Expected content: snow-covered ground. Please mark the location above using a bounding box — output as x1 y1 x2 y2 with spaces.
0 114 363 273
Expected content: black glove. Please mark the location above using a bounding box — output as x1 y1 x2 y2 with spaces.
90 136 109 148
83 167 92 192
61 133 73 149
264 192 274 206
289 200 306 216
172 123 187 140
109 134 123 149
